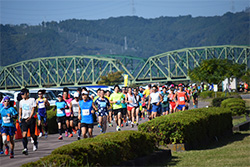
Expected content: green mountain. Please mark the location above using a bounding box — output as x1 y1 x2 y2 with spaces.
1 11 249 66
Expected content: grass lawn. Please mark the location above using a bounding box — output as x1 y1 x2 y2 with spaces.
161 131 250 167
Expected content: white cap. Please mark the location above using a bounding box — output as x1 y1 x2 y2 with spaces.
74 92 79 98
82 91 88 95
192 83 196 86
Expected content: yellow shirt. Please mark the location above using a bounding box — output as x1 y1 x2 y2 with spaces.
143 89 151 97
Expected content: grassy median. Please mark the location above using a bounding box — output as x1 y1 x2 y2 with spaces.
161 130 250 167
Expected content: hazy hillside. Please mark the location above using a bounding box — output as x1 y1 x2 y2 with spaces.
1 11 249 66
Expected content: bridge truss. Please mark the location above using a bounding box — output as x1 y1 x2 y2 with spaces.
0 45 249 90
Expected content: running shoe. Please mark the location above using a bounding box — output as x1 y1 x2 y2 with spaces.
10 152 14 159
100 129 103 133
116 126 121 131
121 123 124 127
136 122 139 126
77 136 80 140
131 123 134 128
65 131 68 137
38 132 43 138
68 133 73 138
5 146 9 155
108 123 112 127
0 150 4 154
126 122 128 126
45 132 48 138
98 124 101 128
22 148 28 155
33 142 38 151
58 136 63 140
73 129 77 134
31 137 34 143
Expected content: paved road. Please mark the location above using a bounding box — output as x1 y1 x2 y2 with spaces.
0 101 209 167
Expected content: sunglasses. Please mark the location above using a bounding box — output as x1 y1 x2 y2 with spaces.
4 100 10 102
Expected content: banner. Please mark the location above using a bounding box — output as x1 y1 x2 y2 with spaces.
124 74 128 87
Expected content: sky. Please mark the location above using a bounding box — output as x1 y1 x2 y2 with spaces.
0 0 249 25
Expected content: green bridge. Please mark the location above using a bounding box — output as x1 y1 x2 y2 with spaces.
0 45 249 90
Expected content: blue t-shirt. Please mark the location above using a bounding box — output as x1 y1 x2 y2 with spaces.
0 103 4 124
0 106 18 127
55 101 67 117
94 97 110 113
79 99 93 124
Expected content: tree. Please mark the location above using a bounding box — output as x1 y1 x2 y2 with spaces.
241 69 250 83
188 59 246 85
98 71 124 86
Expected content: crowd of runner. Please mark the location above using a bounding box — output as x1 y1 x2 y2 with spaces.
0 82 217 158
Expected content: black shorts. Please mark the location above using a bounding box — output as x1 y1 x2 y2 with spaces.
80 123 93 129
57 116 66 124
65 116 70 121
113 108 122 116
71 116 79 127
21 117 36 134
121 108 127 116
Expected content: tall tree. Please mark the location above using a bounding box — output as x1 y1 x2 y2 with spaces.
188 59 246 85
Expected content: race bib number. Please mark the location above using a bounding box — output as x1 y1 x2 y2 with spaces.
73 107 78 114
163 96 168 102
2 116 11 123
82 109 89 116
100 102 107 108
23 104 30 110
57 109 63 114
38 103 45 108
65 109 70 114
179 97 185 101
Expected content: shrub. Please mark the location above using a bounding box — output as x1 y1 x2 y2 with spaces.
212 97 229 107
221 98 246 116
199 91 239 99
22 131 157 167
138 107 232 149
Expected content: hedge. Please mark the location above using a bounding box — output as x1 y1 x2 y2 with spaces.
221 98 246 116
199 91 239 99
138 107 232 149
22 131 157 167
211 95 242 107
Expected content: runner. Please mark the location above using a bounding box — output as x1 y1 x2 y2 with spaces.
244 82 248 93
121 87 128 127
94 89 101 128
168 88 176 114
19 88 38 155
0 96 18 158
191 83 198 108
63 87 73 138
126 87 135 127
105 90 113 127
70 92 81 140
184 85 190 110
133 88 141 126
174 84 189 112
0 93 4 154
110 85 124 131
78 91 97 138
148 85 163 119
161 86 169 115
36 90 50 138
54 95 67 140
94 90 110 133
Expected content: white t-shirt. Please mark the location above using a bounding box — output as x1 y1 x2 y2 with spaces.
150 92 161 104
20 98 36 119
